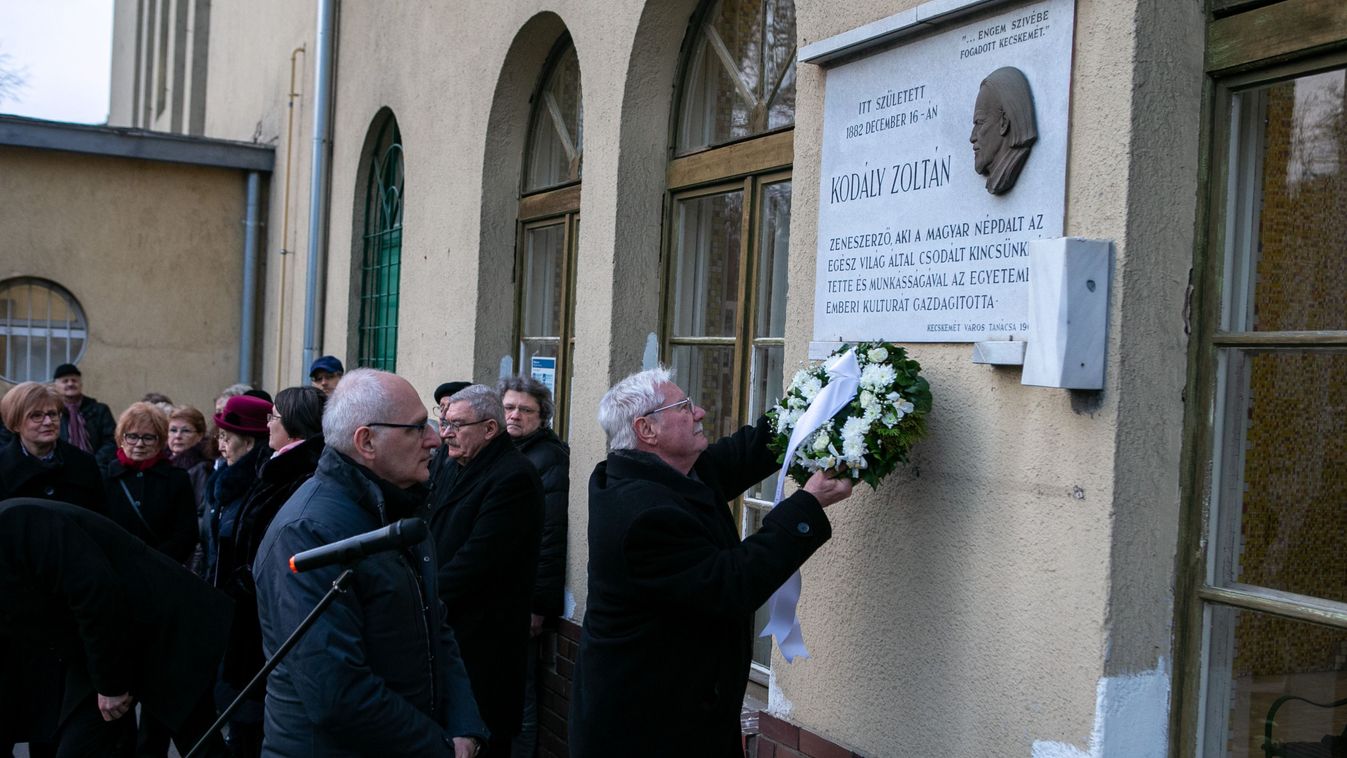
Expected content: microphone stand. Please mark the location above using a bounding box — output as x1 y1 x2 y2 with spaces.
185 567 357 758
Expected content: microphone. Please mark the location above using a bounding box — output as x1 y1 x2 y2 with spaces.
289 518 429 573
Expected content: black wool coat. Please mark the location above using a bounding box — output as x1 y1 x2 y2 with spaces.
170 443 213 513
205 441 269 581
214 435 324 694
105 457 199 564
253 448 486 756
0 436 105 512
512 427 570 619
568 417 832 758
0 499 231 741
429 432 543 740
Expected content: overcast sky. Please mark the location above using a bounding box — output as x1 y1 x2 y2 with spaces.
0 0 114 124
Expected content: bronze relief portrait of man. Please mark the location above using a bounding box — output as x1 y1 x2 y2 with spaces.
970 66 1038 195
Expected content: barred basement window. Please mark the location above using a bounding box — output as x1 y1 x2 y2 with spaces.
356 114 404 371
0 277 89 384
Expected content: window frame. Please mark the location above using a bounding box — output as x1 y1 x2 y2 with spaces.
662 0 799 681
1174 4 1347 752
521 34 583 196
355 116 404 372
513 201 580 441
514 35 583 441
663 136 792 682
0 277 89 384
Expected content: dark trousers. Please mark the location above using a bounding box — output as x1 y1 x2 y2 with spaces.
32 692 226 758
511 634 543 758
135 711 170 757
482 732 513 758
163 692 229 758
25 695 135 758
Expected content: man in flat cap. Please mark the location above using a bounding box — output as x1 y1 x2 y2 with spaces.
53 363 117 472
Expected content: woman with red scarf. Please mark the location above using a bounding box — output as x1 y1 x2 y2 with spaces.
104 402 198 565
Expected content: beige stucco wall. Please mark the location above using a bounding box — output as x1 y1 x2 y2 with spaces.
0 147 248 416
106 0 1204 754
197 2 316 391
776 0 1202 751
112 0 319 390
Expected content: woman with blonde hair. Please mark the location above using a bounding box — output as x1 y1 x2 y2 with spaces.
0 381 104 510
103 402 201 757
104 402 198 564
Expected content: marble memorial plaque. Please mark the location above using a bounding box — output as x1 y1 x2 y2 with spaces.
812 0 1074 343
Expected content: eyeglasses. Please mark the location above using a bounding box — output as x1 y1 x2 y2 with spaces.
503 404 539 416
643 396 696 417
367 420 432 434
26 410 60 423
124 433 160 445
438 415 491 433
266 412 283 423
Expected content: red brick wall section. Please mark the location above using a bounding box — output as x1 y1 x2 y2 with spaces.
745 713 866 758
538 618 581 758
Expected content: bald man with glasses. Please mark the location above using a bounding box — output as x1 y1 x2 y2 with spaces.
253 369 486 757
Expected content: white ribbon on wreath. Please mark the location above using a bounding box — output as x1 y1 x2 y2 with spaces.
759 348 860 662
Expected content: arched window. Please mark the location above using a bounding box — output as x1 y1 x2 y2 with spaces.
516 36 582 438
356 115 404 371
0 277 88 383
676 0 796 152
665 0 796 672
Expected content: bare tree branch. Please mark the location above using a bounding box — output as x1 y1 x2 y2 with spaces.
0 49 30 106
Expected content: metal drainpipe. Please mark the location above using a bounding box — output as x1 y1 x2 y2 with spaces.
239 170 261 384
301 0 336 380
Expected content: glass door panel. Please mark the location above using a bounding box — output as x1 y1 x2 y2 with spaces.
755 180 791 340
1212 350 1347 603
521 223 565 342
1196 62 1347 758
671 190 744 339
669 344 736 443
1201 607 1347 757
1240 69 1347 333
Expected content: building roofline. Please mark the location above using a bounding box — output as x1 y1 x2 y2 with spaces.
0 115 275 173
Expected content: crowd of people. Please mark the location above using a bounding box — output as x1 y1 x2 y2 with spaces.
1 354 856 758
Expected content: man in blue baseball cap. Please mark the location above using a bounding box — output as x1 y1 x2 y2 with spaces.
309 356 345 396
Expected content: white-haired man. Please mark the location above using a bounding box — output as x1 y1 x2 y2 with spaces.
569 368 854 757
253 369 487 757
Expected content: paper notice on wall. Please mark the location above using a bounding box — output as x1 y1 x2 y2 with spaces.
530 356 556 396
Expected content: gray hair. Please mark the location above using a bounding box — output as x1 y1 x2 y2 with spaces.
447 384 505 426
496 375 554 427
598 366 673 451
323 368 398 456
217 382 252 403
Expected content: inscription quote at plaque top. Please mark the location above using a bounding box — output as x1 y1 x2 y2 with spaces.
813 0 1075 344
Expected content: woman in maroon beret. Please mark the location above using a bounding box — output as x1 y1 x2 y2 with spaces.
204 395 272 584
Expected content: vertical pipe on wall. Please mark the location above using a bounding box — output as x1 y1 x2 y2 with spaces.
239 170 261 384
300 0 336 380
